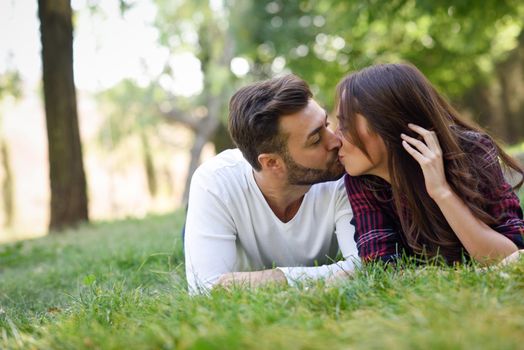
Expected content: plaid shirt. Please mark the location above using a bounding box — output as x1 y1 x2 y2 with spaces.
344 131 524 263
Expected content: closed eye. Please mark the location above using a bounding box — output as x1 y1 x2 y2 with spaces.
306 114 330 146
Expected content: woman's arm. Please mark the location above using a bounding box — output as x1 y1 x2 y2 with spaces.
401 124 519 264
429 187 517 264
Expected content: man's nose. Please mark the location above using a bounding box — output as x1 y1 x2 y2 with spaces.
326 128 342 150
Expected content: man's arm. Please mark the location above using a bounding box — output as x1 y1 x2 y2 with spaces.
184 169 238 294
215 269 287 288
213 180 359 289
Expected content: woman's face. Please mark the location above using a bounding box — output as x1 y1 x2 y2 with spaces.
336 113 390 181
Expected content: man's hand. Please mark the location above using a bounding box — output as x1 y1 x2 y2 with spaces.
325 269 354 286
216 269 287 289
499 249 524 266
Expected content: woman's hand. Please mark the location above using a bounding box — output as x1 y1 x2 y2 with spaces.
402 124 519 262
401 124 452 201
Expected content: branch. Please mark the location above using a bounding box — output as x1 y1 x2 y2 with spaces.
159 105 200 131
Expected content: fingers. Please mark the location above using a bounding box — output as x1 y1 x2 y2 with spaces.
401 124 450 199
402 139 427 164
407 123 442 155
401 133 432 158
217 272 250 288
325 269 354 286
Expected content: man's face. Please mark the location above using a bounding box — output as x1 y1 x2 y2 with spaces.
278 99 345 185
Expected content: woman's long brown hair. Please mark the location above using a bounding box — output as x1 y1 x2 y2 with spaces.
336 63 523 263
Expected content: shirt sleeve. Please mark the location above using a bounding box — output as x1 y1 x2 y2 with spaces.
344 174 406 263
474 135 524 248
184 168 237 294
277 179 360 286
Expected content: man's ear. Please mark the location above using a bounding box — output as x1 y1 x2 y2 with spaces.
258 153 284 172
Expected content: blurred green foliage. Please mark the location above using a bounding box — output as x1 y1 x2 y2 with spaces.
0 70 22 100
237 0 524 107
99 0 524 131
94 0 524 187
96 79 165 150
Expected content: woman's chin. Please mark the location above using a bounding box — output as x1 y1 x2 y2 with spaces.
340 158 365 176
344 167 361 177
346 163 373 177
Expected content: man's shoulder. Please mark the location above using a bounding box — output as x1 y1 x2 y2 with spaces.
195 149 248 175
191 149 251 191
188 149 259 217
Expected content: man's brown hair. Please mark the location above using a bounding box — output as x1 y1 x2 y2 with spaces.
228 74 312 170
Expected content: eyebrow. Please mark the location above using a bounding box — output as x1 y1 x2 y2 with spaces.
305 113 329 142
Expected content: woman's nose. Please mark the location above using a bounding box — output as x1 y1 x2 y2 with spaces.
334 126 344 140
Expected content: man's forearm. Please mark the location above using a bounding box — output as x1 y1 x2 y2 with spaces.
215 269 287 289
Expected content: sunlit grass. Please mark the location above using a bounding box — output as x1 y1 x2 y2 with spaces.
1 210 524 349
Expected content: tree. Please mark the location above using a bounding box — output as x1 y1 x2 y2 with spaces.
96 79 165 199
154 0 237 204
237 0 524 142
90 0 524 210
462 31 524 143
0 69 21 228
38 0 89 230
87 0 238 206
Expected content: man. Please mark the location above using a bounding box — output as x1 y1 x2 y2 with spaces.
184 74 358 294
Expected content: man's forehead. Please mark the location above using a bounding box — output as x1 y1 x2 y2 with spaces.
279 100 326 137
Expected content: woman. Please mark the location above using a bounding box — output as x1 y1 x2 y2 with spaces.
335 63 524 265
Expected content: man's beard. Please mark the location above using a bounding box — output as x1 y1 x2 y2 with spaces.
281 149 345 186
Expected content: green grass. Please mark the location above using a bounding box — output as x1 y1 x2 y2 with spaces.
1 210 524 349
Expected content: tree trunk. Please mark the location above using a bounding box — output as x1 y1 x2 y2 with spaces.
211 121 235 154
38 0 89 231
166 22 235 205
497 37 524 144
460 30 524 144
140 132 157 198
1 138 14 227
181 116 220 204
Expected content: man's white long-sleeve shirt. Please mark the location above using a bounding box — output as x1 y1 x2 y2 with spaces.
184 149 358 293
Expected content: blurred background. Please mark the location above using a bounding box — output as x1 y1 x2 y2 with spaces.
1 0 523 242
